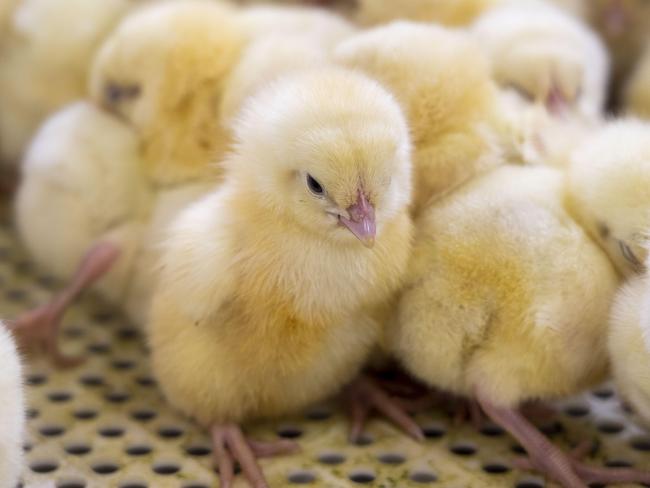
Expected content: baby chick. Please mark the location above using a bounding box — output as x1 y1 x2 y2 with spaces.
149 67 419 487
565 119 650 278
389 164 650 486
335 21 504 214
0 0 133 167
14 101 149 364
0 323 25 488
625 41 650 118
471 0 609 120
89 0 245 186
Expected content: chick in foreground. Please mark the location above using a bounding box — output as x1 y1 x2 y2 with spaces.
0 0 133 168
90 0 245 186
0 323 25 488
149 68 419 487
471 0 609 120
335 21 504 214
389 164 650 486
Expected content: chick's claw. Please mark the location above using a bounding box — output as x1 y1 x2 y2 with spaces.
345 375 424 443
10 241 119 366
9 302 82 368
211 424 300 488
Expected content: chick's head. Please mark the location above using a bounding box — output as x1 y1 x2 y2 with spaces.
89 0 245 183
566 119 650 277
229 68 412 248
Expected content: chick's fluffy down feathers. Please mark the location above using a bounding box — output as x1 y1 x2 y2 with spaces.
0 323 25 488
354 0 498 27
90 0 245 186
472 0 609 120
609 272 650 426
16 102 150 306
335 22 503 214
390 165 617 406
625 41 650 118
149 68 413 426
0 0 133 165
565 119 650 277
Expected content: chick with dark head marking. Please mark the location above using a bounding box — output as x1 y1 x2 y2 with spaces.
148 67 418 488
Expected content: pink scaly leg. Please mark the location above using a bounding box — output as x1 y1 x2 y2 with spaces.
10 241 120 366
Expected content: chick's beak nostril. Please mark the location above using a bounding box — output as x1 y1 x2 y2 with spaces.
339 190 376 248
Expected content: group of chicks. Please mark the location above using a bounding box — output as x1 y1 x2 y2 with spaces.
3 0 650 487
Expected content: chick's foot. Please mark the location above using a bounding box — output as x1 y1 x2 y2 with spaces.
211 424 300 488
344 375 424 443
9 241 120 367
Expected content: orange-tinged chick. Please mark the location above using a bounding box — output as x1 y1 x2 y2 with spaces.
148 67 416 487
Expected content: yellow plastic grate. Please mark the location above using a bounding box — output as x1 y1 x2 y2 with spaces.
0 209 647 488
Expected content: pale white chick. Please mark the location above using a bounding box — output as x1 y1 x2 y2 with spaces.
0 0 134 168
472 0 609 120
389 164 650 486
149 67 421 488
0 323 25 488
565 119 650 278
14 101 150 365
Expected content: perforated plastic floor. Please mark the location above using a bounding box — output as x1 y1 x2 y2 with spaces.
1 208 648 488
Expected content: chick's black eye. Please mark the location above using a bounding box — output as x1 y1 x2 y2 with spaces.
306 174 324 196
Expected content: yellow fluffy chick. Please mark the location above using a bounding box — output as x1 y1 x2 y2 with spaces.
609 255 650 427
149 67 417 487
335 21 504 214
389 164 650 487
565 119 650 278
0 0 133 167
0 323 25 488
471 0 609 120
89 0 245 186
353 0 499 27
625 40 650 118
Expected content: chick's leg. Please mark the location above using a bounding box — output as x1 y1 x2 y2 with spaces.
345 375 424 443
476 392 587 488
211 424 300 488
10 242 120 366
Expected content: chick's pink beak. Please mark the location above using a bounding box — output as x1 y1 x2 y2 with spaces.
340 190 376 248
